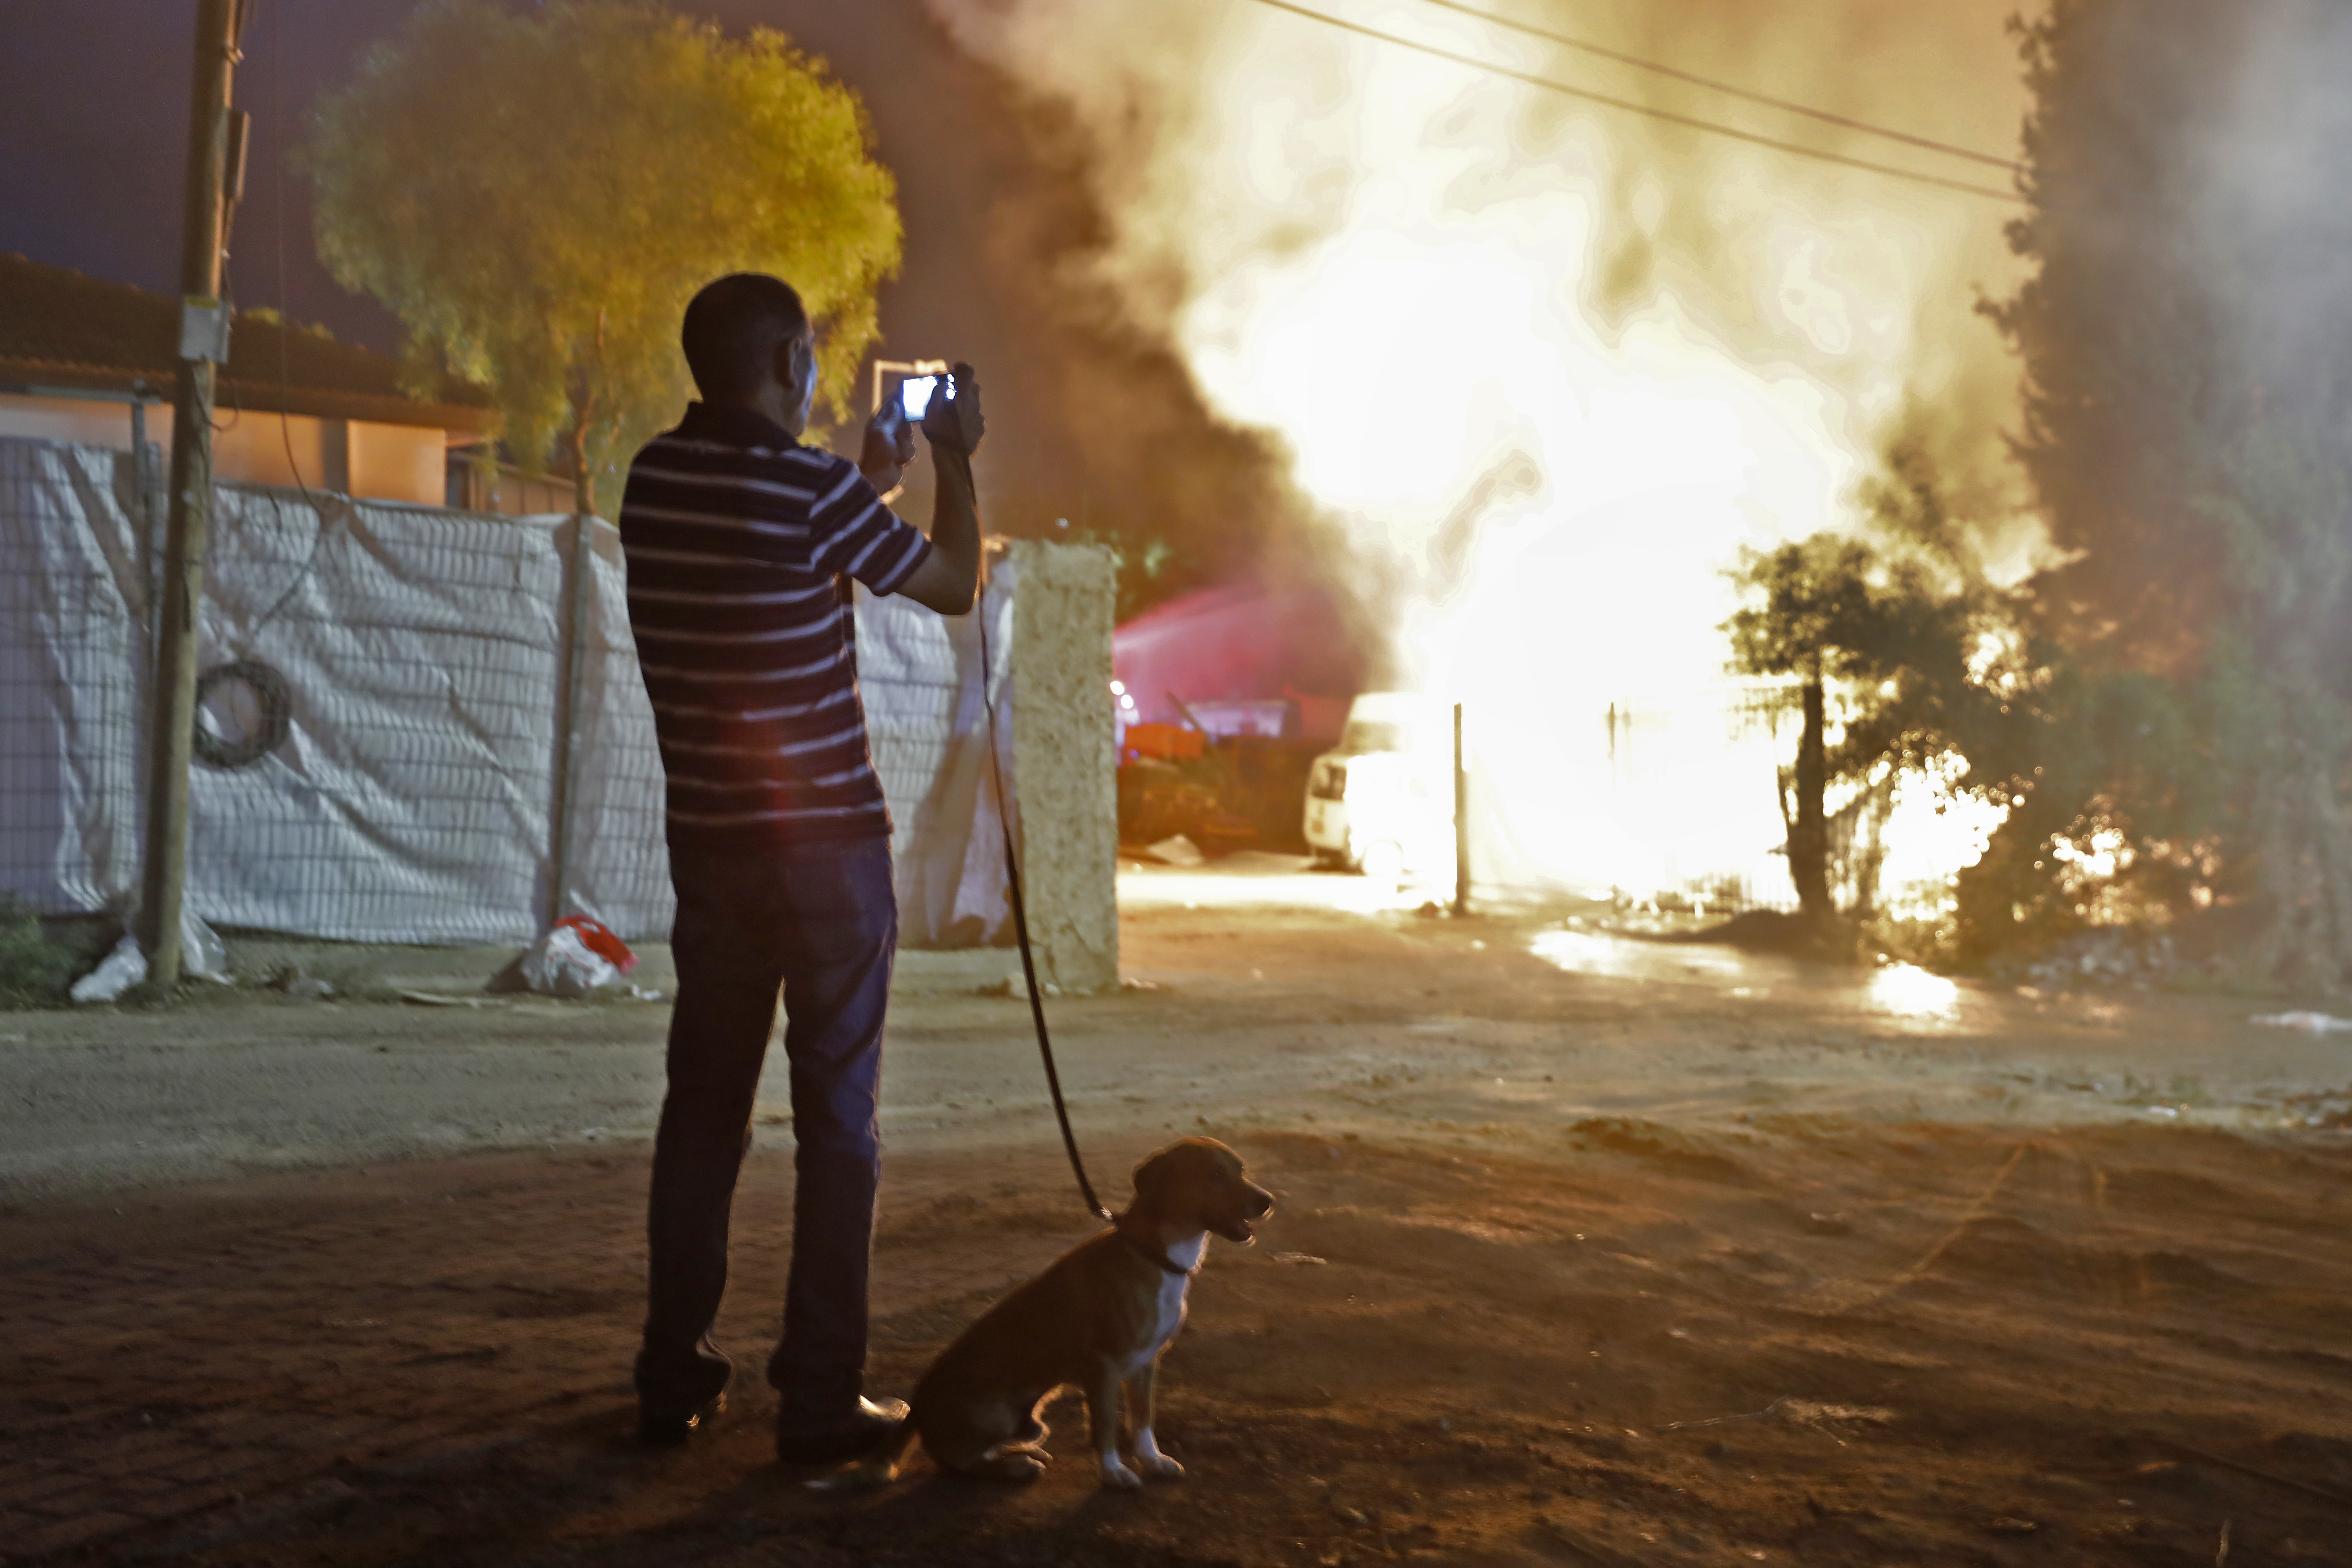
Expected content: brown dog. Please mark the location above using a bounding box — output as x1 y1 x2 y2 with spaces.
859 1137 1272 1489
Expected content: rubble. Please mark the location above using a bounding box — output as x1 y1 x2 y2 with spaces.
266 964 336 1001
1144 834 1207 867
2004 927 2178 990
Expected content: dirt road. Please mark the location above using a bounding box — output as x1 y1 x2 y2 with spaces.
5 855 2350 1564
8 857 2346 1197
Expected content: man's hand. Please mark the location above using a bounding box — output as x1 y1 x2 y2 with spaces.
920 362 985 455
895 360 984 616
859 404 918 497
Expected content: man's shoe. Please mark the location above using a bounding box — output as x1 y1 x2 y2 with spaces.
639 1391 725 1447
774 1395 910 1466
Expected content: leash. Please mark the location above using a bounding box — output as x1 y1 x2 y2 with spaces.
947 444 1115 1225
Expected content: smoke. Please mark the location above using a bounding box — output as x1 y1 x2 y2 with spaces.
1977 0 2352 971
2193 3 2352 500
936 0 2040 892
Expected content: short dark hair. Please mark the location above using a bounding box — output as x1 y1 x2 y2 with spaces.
680 273 809 400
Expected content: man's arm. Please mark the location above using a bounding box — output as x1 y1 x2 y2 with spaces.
857 402 917 498
895 451 980 615
894 362 985 615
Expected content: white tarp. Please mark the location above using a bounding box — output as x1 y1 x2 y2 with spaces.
0 440 152 917
860 565 1019 948
0 435 1015 946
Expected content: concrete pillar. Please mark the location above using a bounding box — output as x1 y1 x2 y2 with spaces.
1007 540 1118 992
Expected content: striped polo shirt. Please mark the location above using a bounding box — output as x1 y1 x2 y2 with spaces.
617 401 932 850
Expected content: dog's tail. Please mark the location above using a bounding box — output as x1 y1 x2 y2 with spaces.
799 1423 918 1492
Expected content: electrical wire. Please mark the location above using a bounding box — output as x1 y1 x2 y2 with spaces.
951 437 1115 1225
268 0 304 493
1237 0 2025 204
1404 0 2022 173
250 0 333 641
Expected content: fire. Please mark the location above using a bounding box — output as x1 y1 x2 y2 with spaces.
940 0 2029 911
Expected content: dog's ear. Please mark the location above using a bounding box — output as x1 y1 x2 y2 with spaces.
1129 1147 1178 1213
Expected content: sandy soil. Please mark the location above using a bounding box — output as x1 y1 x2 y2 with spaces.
9 855 2352 1565
90 1124 2352 1568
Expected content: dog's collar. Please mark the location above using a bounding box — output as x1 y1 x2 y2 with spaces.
1113 1221 1195 1276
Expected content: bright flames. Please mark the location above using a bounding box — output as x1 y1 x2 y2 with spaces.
940 0 2032 913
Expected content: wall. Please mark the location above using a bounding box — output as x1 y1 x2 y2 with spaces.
449 459 583 517
212 406 331 491
0 395 142 451
1009 540 1119 992
345 421 445 506
0 396 449 505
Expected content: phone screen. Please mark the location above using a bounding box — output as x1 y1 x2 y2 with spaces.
899 375 941 422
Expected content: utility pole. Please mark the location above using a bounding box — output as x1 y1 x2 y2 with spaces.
140 0 248 986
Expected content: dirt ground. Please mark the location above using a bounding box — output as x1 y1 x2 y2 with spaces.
7 857 2352 1565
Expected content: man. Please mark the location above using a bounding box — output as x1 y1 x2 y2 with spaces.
618 272 982 1463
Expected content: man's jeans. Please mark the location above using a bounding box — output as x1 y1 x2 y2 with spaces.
635 837 896 1422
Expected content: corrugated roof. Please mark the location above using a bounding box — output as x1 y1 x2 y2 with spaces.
0 252 492 432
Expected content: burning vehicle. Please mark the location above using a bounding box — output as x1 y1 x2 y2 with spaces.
1303 693 1455 881
1112 582 1361 854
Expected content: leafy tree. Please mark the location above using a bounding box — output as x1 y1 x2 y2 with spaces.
1726 536 1874 925
308 0 901 515
1725 448 2003 931
1986 0 2352 986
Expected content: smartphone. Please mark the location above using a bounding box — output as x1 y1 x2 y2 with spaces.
898 373 945 422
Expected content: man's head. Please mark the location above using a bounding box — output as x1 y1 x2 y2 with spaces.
681 273 815 433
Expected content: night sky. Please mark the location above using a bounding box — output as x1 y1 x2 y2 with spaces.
0 0 1307 575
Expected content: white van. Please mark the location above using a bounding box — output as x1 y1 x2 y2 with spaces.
1302 693 1456 880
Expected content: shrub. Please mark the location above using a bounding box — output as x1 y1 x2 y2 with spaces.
0 897 80 1007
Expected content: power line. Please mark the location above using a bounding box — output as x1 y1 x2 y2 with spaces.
1238 0 2026 205
1407 0 2022 173
259 0 334 639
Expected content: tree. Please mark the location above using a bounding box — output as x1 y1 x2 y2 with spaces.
308 0 901 516
1724 449 2002 932
1986 0 2352 986
1726 537 1871 926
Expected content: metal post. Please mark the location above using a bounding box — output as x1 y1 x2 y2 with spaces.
140 0 244 986
545 510 595 929
1605 701 1618 909
128 397 146 503
128 392 152 586
1452 700 1470 918
129 389 163 702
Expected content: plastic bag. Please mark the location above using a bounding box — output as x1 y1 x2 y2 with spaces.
2251 1010 2352 1035
69 910 229 1002
69 937 146 1004
518 916 636 998
554 915 636 973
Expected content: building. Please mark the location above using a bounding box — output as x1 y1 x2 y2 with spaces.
0 252 490 505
